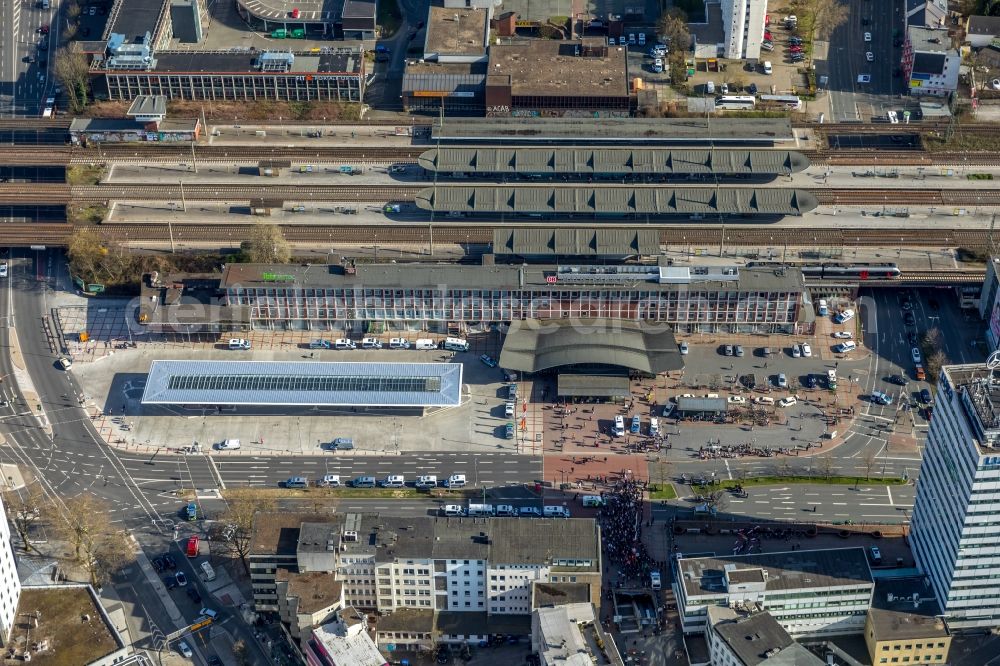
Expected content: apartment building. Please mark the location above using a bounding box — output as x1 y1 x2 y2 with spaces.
675 548 874 637
250 513 601 619
720 0 768 60
901 26 960 97
705 607 825 665
910 362 1000 630
0 497 20 647
864 608 951 665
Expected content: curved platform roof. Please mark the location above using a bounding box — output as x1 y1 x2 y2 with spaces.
499 320 684 375
419 148 810 175
431 118 794 143
416 186 818 216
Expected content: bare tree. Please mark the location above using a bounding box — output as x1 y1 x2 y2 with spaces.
52 494 135 586
861 448 879 481
799 0 850 40
3 483 53 554
925 349 949 382
818 455 836 479
210 490 276 574
921 327 943 353
651 459 672 492
240 223 291 264
53 44 91 112
704 490 727 514
232 639 251 666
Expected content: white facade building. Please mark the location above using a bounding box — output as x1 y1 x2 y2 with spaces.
675 548 874 637
910 363 1000 630
720 0 768 60
0 496 20 647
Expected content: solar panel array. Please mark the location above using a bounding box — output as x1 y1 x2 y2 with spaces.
166 373 441 394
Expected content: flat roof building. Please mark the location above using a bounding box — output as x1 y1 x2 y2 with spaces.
902 26 960 97
141 360 463 412
423 7 489 62
96 48 365 102
485 40 630 118
532 603 623 666
236 0 377 38
864 608 951 665
705 607 825 665
675 548 875 637
139 259 812 335
0 497 20 648
249 513 602 617
910 362 1000 630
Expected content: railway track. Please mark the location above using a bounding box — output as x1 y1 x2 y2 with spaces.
5 183 1000 207
92 223 990 250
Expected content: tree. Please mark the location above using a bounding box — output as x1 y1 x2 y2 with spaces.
232 639 251 666
651 459 672 492
52 494 135 586
210 490 276 574
4 483 53 554
67 227 138 286
53 44 91 112
799 0 850 40
656 9 690 84
861 448 879 481
818 455 836 479
921 327 943 352
925 349 949 382
703 489 727 514
240 223 291 264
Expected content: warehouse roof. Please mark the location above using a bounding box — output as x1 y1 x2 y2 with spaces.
425 6 489 57
487 40 628 98
432 117 794 143
222 262 806 294
499 320 683 375
107 0 165 43
419 148 809 175
415 186 817 216
141 360 463 407
492 228 660 256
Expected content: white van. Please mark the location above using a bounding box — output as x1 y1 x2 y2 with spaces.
519 506 542 517
649 417 659 435
705 80 715 94
778 396 798 408
415 475 438 488
836 341 857 353
817 299 829 316
650 571 661 590
443 337 469 352
834 309 856 324
613 415 625 437
755 396 775 406
218 438 241 450
442 504 465 517
415 339 436 350
445 474 466 488
543 506 571 518
334 338 356 350
200 561 216 581
467 503 495 517
381 475 405 488
361 337 382 349
317 474 341 487
495 504 516 516
389 337 411 349
228 338 251 350
582 495 606 507
351 476 376 488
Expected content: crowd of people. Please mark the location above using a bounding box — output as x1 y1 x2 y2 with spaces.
599 475 658 587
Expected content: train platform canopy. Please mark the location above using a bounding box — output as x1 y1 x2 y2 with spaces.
431 118 794 143
499 320 684 375
557 374 630 399
141 360 463 408
418 148 810 175
492 228 660 257
416 186 818 216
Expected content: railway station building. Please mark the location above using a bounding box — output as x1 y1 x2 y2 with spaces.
140 360 463 415
138 258 812 335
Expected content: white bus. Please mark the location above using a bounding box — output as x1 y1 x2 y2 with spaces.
715 95 756 110
758 94 802 111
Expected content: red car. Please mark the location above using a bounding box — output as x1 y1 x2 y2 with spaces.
763 31 772 41
789 45 803 52
765 14 770 26
186 535 200 558
38 25 49 34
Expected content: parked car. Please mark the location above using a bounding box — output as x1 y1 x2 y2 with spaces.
886 375 906 386
505 422 515 439
799 343 812 357
186 587 202 604
177 641 193 658
805 375 817 389
776 373 788 388
679 341 689 355
479 354 497 368
911 347 922 364
833 332 853 339
920 388 932 404
174 572 187 587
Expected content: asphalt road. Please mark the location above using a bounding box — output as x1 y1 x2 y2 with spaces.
826 0 906 121
0 250 268 665
0 0 57 117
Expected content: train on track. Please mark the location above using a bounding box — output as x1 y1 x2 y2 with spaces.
746 261 902 279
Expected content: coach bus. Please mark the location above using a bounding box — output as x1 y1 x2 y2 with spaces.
715 95 757 110
758 94 802 111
